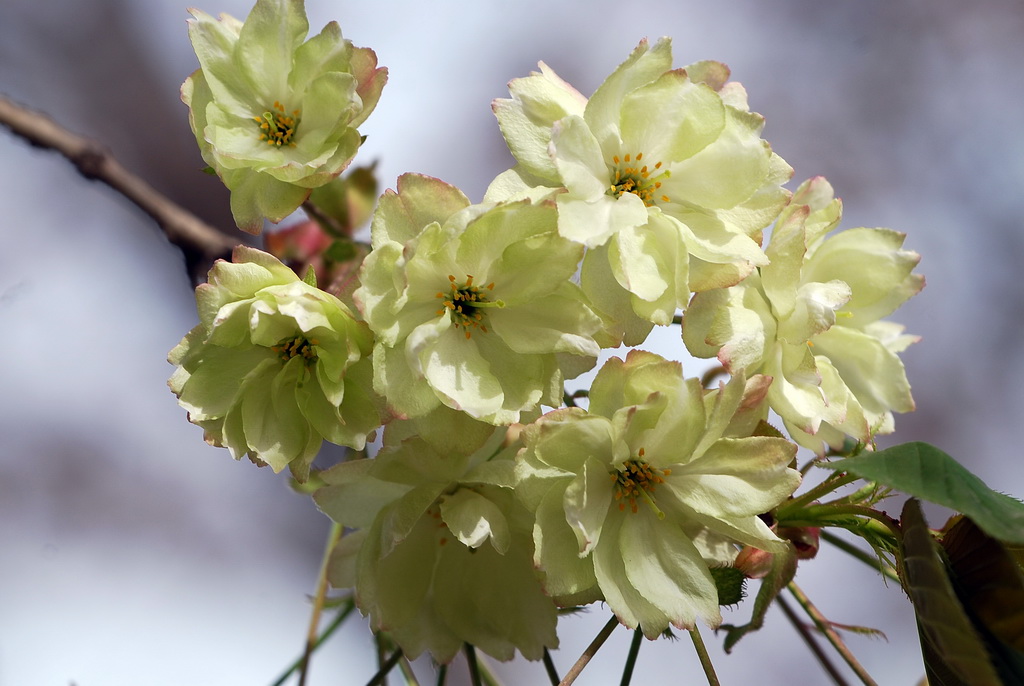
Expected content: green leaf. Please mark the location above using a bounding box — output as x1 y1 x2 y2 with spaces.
943 516 1024 681
710 566 747 607
823 621 888 641
302 265 318 288
751 419 786 440
324 239 357 264
899 499 1002 686
822 442 1024 544
309 165 380 234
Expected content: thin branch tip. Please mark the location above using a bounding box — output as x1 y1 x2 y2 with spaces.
0 93 236 265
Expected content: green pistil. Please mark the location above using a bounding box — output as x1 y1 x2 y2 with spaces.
610 450 670 518
254 100 300 147
607 152 671 206
435 274 504 339
271 336 318 364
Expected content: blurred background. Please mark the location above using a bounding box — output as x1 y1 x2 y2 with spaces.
2 0 1023 684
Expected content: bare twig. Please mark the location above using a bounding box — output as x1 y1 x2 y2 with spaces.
302 200 347 237
298 523 344 686
559 615 619 686
788 582 878 686
366 649 403 686
0 94 235 266
268 597 356 686
464 643 482 686
619 628 643 686
777 595 851 686
821 530 900 583
542 648 561 685
687 627 721 686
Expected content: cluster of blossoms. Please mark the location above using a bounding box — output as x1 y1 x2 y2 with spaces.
169 0 923 664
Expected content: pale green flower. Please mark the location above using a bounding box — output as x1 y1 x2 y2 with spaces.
515 351 799 637
682 177 925 452
489 39 791 340
168 246 380 481
314 407 557 662
182 0 386 232
354 173 603 424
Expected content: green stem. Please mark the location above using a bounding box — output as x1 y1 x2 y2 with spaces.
542 648 560 685
799 505 901 539
823 481 882 508
268 598 356 686
366 649 403 686
788 582 878 686
687 627 720 686
376 633 390 686
465 644 483 686
776 595 850 686
559 615 619 685
778 472 861 519
821 530 899 582
302 199 347 237
619 629 644 686
398 655 420 686
297 522 344 686
476 655 503 686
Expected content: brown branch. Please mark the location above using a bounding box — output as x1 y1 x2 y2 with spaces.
0 94 235 264
559 614 619 685
777 595 851 686
787 582 878 686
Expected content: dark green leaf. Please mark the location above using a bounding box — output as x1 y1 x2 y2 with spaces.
822 442 1024 544
324 239 357 264
900 499 1002 685
710 566 747 607
751 419 785 440
943 516 1024 682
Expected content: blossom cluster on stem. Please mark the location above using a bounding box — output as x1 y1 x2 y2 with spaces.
168 1 924 666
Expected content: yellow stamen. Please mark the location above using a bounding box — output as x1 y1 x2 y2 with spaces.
610 452 669 518
255 102 300 147
438 274 503 339
607 150 671 206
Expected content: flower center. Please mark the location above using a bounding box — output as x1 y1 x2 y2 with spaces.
607 152 671 206
435 274 503 339
611 449 671 517
254 101 301 147
271 336 318 364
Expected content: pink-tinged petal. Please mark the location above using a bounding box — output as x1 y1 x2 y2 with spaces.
619 70 725 165
585 37 673 152
494 61 587 182
813 326 916 415
620 510 722 630
592 514 671 637
371 173 470 248
667 437 800 518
